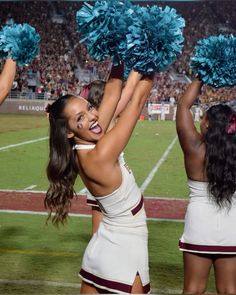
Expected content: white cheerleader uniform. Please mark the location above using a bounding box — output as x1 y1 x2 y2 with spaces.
74 145 150 294
86 152 125 208
179 179 236 254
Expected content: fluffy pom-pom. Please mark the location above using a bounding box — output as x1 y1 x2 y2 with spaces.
76 0 135 64
124 5 185 74
0 23 40 66
191 35 236 88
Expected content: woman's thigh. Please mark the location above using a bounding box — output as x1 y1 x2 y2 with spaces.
183 252 212 293
214 255 236 294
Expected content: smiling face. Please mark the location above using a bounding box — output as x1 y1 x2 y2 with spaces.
63 96 103 143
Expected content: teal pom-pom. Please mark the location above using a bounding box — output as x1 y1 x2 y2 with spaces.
124 5 185 74
191 35 236 88
76 0 135 65
0 23 40 67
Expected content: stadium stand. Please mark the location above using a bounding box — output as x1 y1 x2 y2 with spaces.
0 1 236 107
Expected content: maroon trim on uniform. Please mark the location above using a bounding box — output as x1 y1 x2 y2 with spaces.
143 282 151 293
87 199 98 207
131 195 144 216
179 241 236 253
80 269 150 294
80 269 132 293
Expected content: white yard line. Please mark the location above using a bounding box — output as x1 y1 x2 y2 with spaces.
0 189 46 193
0 210 91 218
79 187 89 194
23 185 37 191
79 136 179 197
0 188 87 195
0 189 185 201
0 136 48 151
0 210 183 222
140 136 178 193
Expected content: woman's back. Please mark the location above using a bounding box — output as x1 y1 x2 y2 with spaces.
183 142 206 182
177 79 236 207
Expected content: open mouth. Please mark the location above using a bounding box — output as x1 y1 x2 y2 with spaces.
89 121 103 134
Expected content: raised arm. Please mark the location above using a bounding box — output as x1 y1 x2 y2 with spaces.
113 70 142 118
0 58 16 106
98 63 123 132
97 74 153 162
176 78 203 154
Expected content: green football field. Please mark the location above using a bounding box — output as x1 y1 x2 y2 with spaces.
0 114 189 197
0 114 216 294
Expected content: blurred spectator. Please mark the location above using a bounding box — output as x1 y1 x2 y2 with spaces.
0 1 236 105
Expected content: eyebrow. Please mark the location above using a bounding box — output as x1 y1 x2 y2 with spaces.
74 104 91 120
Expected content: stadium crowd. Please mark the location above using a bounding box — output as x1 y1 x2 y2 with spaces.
0 1 236 104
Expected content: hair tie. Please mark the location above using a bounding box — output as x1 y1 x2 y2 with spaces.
227 113 236 134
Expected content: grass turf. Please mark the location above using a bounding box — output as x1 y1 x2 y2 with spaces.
1 114 216 294
0 213 217 294
0 115 188 198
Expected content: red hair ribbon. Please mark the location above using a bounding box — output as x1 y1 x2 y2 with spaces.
227 113 236 134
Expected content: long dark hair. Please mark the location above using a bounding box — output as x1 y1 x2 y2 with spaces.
45 94 79 225
205 104 236 208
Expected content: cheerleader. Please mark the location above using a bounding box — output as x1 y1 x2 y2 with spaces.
45 64 153 293
86 73 141 235
177 77 236 294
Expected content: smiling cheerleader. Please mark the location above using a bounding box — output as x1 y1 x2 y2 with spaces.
45 63 153 294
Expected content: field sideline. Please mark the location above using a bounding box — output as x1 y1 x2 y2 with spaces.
0 190 188 220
